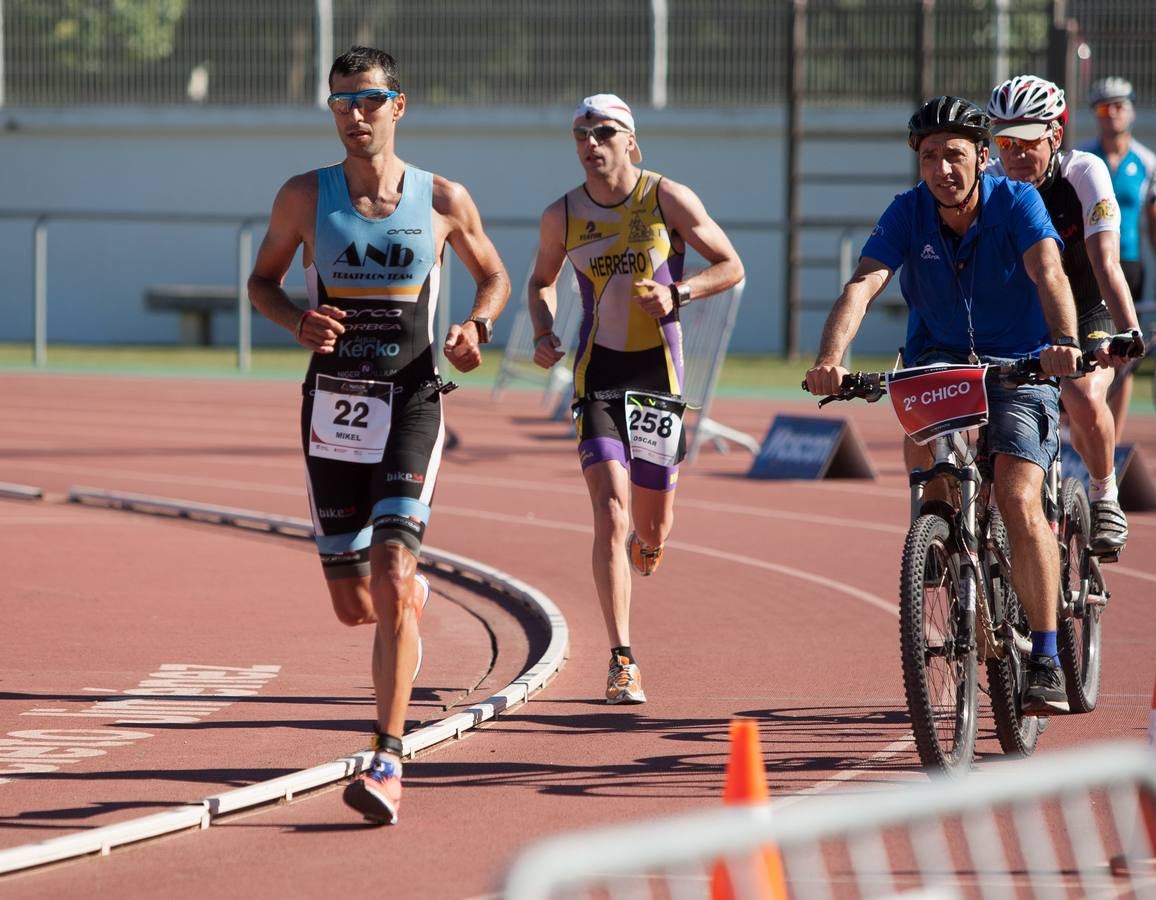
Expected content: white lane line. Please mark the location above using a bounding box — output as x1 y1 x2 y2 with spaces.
775 737 921 806
435 505 899 616
9 462 302 495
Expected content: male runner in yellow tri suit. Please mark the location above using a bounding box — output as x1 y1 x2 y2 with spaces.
528 94 744 703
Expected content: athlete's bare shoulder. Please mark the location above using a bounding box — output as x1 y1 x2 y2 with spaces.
269 170 319 226
279 169 320 202
654 175 700 213
431 173 478 220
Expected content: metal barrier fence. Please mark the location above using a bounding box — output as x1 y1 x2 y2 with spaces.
0 208 452 372
3 0 1155 109
501 741 1156 900
491 261 583 404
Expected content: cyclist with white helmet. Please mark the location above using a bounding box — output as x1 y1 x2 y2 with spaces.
987 74 1142 558
1080 76 1156 440
806 95 1082 714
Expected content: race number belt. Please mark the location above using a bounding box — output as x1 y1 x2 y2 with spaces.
886 364 989 445
308 374 393 463
623 390 687 466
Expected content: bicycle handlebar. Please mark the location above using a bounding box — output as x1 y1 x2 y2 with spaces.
801 329 1144 407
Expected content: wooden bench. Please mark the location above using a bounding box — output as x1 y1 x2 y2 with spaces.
144 284 308 345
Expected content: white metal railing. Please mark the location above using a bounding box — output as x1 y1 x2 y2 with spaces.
502 740 1156 900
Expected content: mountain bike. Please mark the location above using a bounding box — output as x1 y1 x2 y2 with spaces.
805 333 1142 773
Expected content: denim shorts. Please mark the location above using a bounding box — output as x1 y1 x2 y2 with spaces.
913 350 1060 473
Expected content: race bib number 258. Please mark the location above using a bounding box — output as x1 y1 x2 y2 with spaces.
624 390 686 467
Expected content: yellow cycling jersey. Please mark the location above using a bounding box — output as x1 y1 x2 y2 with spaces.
563 170 686 394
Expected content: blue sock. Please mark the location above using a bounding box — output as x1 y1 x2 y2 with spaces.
1030 631 1059 665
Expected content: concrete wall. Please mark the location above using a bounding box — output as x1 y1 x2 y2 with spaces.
1 105 1152 355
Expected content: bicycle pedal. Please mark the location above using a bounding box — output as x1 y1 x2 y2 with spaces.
1094 549 1120 564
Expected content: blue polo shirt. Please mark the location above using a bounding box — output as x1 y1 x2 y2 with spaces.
862 174 1062 364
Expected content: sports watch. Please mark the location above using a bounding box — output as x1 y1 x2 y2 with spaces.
1052 335 1079 348
467 317 491 344
669 282 691 308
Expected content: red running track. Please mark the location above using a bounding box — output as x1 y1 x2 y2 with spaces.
1 371 1153 899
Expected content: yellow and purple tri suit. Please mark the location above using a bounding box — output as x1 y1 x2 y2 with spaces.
564 170 685 491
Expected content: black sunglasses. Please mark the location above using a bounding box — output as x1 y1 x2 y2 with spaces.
572 124 630 143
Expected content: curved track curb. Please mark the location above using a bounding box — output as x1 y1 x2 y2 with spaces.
0 487 569 875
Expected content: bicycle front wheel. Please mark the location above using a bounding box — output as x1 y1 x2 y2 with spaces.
983 506 1042 757
1058 477 1103 712
899 514 978 773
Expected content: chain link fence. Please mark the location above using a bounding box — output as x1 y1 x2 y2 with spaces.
2 0 1154 109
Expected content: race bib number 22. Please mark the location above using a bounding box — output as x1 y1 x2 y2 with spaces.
309 374 393 463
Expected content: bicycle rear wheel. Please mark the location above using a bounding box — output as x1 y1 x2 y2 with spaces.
899 514 978 773
1058 477 1103 712
983 507 1042 756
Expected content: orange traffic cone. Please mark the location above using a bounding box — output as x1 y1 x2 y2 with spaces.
710 719 788 899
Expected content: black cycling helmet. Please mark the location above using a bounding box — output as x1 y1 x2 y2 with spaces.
908 96 991 151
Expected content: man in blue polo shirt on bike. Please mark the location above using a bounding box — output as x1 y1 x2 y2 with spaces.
804 96 1082 715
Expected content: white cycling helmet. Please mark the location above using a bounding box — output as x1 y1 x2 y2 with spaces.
1088 76 1133 106
987 75 1067 140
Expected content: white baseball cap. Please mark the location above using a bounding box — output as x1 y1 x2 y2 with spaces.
991 120 1051 141
573 93 642 163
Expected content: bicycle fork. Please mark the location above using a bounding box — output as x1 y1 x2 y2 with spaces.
910 433 980 657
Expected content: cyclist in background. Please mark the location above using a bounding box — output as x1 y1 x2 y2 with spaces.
987 75 1143 557
527 93 744 705
1079 76 1156 441
804 96 1082 714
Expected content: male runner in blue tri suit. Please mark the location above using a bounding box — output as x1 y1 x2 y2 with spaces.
249 46 509 826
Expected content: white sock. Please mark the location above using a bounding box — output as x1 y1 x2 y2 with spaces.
1088 471 1118 504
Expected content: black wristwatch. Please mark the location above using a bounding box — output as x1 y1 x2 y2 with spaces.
1052 335 1079 348
669 282 691 308
467 317 491 344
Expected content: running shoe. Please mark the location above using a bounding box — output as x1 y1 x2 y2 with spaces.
606 654 647 704
1090 499 1128 555
413 572 430 682
343 756 402 825
626 531 664 577
1021 655 1069 716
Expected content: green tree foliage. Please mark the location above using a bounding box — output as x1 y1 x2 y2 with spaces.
14 0 187 72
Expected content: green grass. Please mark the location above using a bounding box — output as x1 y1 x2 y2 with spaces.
0 342 851 394
2 344 1151 413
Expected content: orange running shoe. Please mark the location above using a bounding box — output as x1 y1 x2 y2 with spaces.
343 756 402 825
606 654 647 704
627 531 664 577
413 572 430 682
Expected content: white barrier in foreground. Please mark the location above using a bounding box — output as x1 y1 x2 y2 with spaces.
502 741 1156 900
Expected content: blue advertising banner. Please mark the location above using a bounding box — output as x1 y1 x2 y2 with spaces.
747 415 875 480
